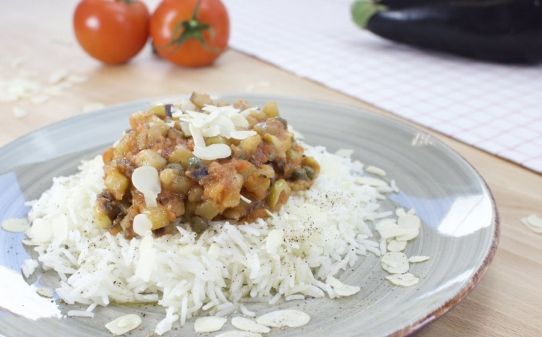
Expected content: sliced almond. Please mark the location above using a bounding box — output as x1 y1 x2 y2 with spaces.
398 213 421 230
67 310 94 318
216 331 262 337
231 316 270 333
133 214 152 237
387 240 407 252
522 214 542 234
327 276 361 297
189 123 206 148
409 256 430 263
193 144 231 161
13 106 28 119
230 130 257 140
132 166 161 207
105 314 142 335
256 309 310 328
386 273 419 287
48 69 69 84
375 219 401 240
366 165 386 176
1 218 30 232
381 252 409 274
355 177 389 188
194 316 227 333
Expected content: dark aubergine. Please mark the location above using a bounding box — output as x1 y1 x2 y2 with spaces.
374 0 496 10
352 0 542 64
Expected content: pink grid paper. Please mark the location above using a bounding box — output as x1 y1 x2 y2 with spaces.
223 0 542 173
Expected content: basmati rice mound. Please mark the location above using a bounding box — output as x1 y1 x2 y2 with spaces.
24 144 403 335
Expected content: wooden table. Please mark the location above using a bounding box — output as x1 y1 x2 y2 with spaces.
2 1 541 336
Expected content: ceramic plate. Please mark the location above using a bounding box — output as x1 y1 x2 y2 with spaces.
0 95 498 337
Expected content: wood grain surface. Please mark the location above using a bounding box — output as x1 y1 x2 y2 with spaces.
1 1 541 336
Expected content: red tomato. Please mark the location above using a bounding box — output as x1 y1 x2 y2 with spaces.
150 0 230 67
74 0 150 64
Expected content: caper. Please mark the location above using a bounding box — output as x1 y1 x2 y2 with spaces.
306 166 316 179
291 168 309 181
190 216 209 234
188 156 203 169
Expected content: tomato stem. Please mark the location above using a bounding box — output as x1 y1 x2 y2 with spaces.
163 0 219 53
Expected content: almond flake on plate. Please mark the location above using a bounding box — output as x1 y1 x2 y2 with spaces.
387 240 407 252
216 331 262 337
1 218 30 232
375 219 401 240
386 273 420 287
67 310 95 318
256 309 310 328
381 252 409 274
327 276 361 297
355 177 389 189
48 69 69 84
105 314 142 335
521 214 542 234
409 255 430 263
398 213 421 230
194 316 227 333
231 317 270 334
366 165 386 176
13 106 28 119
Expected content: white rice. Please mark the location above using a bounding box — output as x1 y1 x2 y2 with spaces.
24 145 416 335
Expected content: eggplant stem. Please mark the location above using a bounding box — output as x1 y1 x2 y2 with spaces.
351 0 387 29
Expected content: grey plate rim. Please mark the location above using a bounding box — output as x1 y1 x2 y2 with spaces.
0 94 500 337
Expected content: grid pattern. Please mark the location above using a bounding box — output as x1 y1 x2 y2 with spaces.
224 0 542 173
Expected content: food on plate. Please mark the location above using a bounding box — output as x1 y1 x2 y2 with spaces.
21 93 429 335
151 0 230 67
95 92 319 238
74 0 150 64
